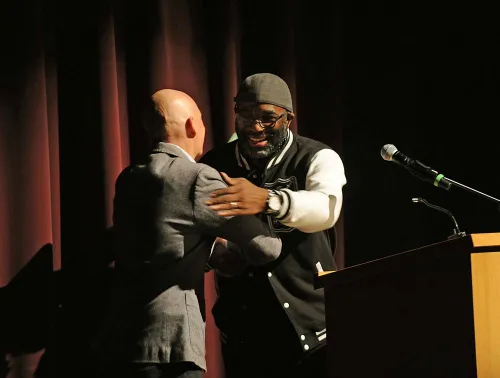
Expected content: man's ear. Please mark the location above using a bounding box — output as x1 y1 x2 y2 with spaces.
185 117 197 138
286 112 295 127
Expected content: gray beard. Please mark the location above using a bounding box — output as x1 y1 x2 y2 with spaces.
237 126 288 160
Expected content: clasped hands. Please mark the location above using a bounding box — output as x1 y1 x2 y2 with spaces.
205 172 268 216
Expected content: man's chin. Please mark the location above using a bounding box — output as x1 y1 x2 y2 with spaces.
241 143 273 159
252 150 272 159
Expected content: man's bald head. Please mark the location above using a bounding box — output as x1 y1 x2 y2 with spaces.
144 89 206 160
152 89 200 127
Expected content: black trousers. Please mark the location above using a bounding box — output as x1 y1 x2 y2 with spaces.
96 362 203 378
222 337 328 378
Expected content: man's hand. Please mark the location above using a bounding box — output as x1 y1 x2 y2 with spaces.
205 172 269 216
208 237 247 277
214 236 228 248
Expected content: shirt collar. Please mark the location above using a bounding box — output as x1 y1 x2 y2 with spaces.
153 142 196 163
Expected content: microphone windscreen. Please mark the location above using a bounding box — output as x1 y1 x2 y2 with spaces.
381 144 398 161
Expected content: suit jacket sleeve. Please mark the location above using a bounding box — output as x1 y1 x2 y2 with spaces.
193 165 281 265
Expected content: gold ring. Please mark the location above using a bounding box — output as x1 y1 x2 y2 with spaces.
230 202 238 208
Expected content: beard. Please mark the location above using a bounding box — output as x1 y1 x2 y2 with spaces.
236 123 289 160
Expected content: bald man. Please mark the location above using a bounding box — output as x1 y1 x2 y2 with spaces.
93 89 282 378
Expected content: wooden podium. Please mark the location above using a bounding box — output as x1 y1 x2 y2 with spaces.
318 233 500 378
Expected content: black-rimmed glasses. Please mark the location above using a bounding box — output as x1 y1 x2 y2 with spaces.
235 111 287 129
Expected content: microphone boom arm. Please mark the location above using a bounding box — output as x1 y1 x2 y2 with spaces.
446 177 500 204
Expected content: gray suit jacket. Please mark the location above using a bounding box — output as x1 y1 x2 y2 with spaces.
95 143 281 371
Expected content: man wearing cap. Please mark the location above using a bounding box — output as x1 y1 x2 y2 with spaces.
201 73 347 378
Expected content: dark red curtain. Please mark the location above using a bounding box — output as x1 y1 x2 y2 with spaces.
0 0 345 377
2 0 499 377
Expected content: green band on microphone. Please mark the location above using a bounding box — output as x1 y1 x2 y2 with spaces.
434 174 444 187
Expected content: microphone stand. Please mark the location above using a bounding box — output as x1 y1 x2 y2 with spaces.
412 197 466 240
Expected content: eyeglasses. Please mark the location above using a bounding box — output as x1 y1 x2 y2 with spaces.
235 111 287 129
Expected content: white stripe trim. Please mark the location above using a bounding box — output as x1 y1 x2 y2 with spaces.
220 332 227 342
234 143 250 171
316 262 324 273
235 143 243 168
266 154 277 170
241 154 250 170
318 333 327 342
235 143 250 170
315 328 326 336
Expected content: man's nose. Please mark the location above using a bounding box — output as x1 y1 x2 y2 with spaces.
247 119 264 131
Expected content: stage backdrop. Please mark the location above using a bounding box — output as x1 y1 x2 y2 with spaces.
0 0 345 377
1 0 499 377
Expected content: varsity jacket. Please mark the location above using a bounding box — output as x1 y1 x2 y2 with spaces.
200 129 346 356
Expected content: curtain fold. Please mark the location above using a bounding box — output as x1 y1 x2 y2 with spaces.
0 0 61 376
0 1 346 377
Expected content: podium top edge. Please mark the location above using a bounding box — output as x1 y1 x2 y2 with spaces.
315 233 500 288
317 270 336 277
471 232 500 248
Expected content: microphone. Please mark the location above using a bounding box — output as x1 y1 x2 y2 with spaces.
412 197 466 239
381 144 452 190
